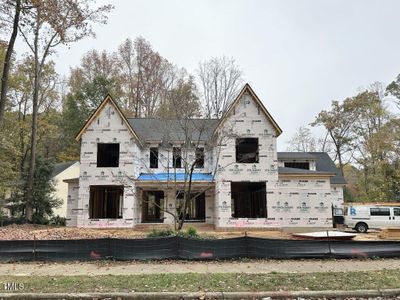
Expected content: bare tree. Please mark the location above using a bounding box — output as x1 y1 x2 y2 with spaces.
114 93 234 230
0 0 21 126
117 38 137 113
19 0 113 222
121 121 231 231
197 56 243 118
286 126 316 152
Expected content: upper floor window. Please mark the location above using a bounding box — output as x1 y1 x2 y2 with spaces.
173 147 182 168
150 147 158 169
236 138 259 163
97 143 119 167
284 162 310 170
195 147 204 168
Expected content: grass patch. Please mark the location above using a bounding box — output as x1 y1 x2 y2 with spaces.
1 270 400 293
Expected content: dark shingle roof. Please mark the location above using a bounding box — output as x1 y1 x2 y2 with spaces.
127 118 219 142
277 152 317 160
52 161 78 177
309 152 347 184
277 152 346 185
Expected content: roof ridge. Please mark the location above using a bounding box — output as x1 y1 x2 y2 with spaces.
127 117 219 121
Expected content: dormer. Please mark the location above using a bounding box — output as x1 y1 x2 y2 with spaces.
277 152 317 171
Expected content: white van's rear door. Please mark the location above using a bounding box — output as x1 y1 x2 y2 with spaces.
392 207 400 227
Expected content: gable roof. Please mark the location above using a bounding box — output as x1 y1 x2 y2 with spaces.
75 95 143 146
214 83 283 136
52 161 78 177
127 118 218 142
277 152 347 185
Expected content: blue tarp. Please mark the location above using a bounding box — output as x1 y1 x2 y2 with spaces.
138 173 214 182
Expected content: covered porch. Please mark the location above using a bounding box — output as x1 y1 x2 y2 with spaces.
136 173 215 225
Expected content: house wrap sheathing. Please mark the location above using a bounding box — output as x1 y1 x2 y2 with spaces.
66 84 345 229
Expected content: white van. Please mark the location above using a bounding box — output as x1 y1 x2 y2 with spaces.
344 205 400 233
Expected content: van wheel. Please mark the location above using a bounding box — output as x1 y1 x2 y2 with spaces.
355 222 368 233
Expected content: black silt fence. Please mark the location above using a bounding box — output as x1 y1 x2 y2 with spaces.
110 237 177 260
0 240 34 261
178 237 248 260
0 237 399 261
329 240 400 258
247 237 331 259
35 239 110 261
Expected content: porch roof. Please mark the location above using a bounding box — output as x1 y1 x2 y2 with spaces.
137 173 214 182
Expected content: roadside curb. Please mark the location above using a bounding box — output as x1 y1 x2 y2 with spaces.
0 289 400 299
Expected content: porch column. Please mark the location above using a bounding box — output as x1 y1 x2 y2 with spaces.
215 181 232 228
164 188 176 224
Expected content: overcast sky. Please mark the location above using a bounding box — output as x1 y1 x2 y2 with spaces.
14 0 400 150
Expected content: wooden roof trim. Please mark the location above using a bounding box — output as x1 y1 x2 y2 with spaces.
74 95 143 147
214 83 283 136
63 177 79 183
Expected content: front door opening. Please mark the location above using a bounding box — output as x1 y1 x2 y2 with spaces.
142 191 164 223
89 186 123 219
231 182 266 218
177 191 206 221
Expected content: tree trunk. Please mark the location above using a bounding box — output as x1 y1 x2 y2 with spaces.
337 148 344 177
0 0 21 125
25 12 41 223
178 164 195 230
25 73 40 223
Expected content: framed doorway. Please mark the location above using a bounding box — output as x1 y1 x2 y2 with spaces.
142 191 165 223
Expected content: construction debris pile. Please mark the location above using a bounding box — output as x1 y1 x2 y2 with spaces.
0 224 147 240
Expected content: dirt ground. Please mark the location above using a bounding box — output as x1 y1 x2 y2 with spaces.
0 258 399 276
0 224 385 240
